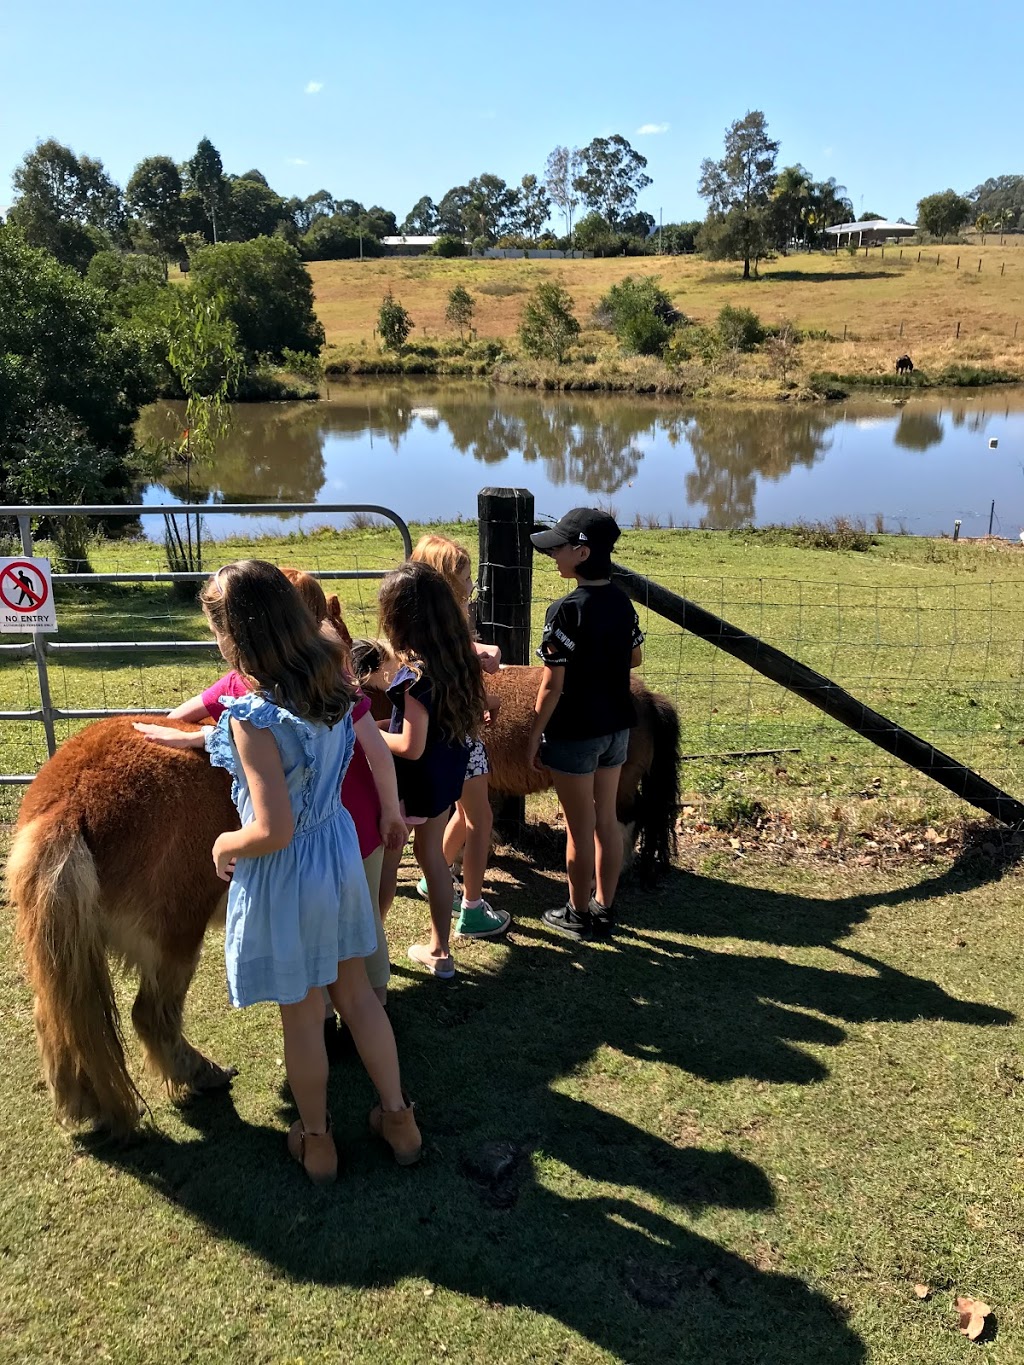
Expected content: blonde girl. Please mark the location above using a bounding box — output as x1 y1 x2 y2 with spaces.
410 534 509 940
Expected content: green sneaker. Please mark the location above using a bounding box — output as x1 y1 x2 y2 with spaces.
416 874 460 911
454 899 511 939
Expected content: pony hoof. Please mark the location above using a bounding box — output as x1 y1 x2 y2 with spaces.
195 1063 238 1092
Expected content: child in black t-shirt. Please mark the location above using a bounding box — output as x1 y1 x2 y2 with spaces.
528 508 644 941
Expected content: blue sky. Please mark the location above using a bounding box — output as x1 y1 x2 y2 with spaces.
2 0 1020 225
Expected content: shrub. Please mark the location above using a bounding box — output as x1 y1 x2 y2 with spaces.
595 275 683 356
377 290 413 351
666 323 722 366
716 304 765 352
517 282 580 363
707 792 767 830
189 236 324 362
444 284 475 337
430 235 467 258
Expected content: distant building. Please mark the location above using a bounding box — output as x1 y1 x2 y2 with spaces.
825 219 918 247
381 235 445 256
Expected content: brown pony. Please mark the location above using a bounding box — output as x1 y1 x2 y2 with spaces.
8 667 679 1135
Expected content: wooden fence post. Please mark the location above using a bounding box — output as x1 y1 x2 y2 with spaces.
477 486 535 828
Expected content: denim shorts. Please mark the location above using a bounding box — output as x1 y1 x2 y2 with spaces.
541 728 629 776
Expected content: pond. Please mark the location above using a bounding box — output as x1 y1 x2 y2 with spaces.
135 382 1024 539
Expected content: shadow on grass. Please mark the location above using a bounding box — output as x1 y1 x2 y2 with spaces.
94 845 1014 1363
762 269 898 284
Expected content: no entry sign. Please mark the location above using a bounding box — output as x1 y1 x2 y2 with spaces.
0 557 57 633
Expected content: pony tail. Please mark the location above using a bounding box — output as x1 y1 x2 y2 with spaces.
325 595 353 648
9 817 142 1134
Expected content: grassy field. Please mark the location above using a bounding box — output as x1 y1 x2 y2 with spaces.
3 522 1024 833
4 525 1024 1362
2 832 1023 1364
308 245 1024 395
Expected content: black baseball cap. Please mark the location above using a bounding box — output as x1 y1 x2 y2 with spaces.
530 508 621 559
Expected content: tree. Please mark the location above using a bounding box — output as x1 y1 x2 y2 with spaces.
125 155 184 262
660 221 702 254
401 196 439 234
292 190 335 234
8 139 124 271
770 164 813 251
445 285 475 339
0 226 155 508
224 176 289 241
574 212 621 256
184 137 227 243
461 174 519 244
436 186 473 236
975 212 991 243
545 145 583 243
573 135 652 229
858 210 885 222
969 175 1024 230
517 282 580 363
378 290 413 351
188 236 324 361
698 111 779 278
515 174 551 241
916 189 973 242
85 250 168 320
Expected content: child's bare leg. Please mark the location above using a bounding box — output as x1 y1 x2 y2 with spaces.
378 842 402 921
455 776 492 903
593 764 625 908
413 813 454 960
442 803 466 869
327 958 404 1110
551 770 597 911
279 987 330 1132
361 845 390 1006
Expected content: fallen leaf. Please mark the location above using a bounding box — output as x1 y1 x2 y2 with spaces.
955 1296 992 1341
914 1283 931 1299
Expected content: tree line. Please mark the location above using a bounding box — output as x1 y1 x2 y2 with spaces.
4 123 1019 279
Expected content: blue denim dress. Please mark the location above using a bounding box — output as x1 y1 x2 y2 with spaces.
206 693 376 1008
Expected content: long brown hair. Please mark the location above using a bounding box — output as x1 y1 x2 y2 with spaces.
410 534 472 617
279 566 353 671
200 560 356 725
378 561 485 743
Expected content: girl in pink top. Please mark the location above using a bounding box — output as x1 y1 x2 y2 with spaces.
168 569 404 1035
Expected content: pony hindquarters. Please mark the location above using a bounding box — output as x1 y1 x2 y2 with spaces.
9 719 237 1135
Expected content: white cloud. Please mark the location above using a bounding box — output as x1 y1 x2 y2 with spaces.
287 157 308 166
305 80 324 95
636 122 670 136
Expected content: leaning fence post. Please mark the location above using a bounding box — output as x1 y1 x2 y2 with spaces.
478 487 535 828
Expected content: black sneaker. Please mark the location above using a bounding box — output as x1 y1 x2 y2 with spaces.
588 897 615 938
543 902 594 941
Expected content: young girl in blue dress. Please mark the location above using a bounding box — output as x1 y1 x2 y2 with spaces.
138 561 420 1182
377 562 487 980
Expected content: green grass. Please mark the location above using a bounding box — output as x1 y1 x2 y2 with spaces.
4 523 1023 831
2 836 1023 1363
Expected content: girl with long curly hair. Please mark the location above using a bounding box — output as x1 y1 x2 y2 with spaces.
377 560 487 979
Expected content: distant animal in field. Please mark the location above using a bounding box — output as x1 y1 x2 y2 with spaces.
895 354 914 375
7 669 679 1135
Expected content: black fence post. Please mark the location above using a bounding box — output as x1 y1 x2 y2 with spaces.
478 487 535 828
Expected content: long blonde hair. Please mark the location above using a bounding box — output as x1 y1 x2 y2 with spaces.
410 534 472 618
378 561 485 743
200 560 356 725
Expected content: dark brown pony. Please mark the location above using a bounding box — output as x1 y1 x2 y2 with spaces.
8 667 679 1135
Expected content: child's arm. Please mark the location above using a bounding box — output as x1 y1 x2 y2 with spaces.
211 719 293 880
166 693 210 722
133 721 211 749
631 645 643 668
353 710 407 851
474 641 501 674
527 665 564 770
379 691 429 762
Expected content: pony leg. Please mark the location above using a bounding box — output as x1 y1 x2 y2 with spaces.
131 951 235 1100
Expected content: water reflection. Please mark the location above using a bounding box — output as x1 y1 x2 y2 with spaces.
135 383 1024 538
685 406 834 526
